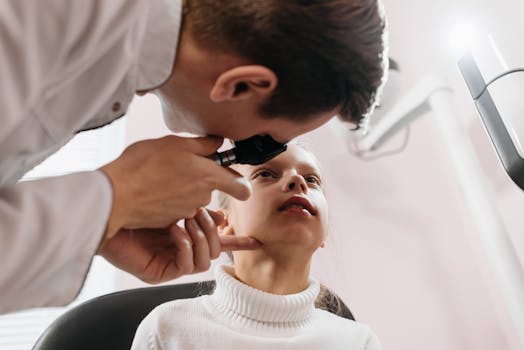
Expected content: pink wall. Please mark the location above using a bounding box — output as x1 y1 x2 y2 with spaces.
120 1 524 349
305 0 523 349
305 122 517 350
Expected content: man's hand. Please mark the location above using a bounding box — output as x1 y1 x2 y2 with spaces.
100 135 251 242
98 208 260 284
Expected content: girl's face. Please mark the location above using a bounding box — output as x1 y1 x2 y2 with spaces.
225 145 328 253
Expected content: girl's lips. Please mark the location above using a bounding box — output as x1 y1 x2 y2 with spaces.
280 205 313 217
277 195 317 216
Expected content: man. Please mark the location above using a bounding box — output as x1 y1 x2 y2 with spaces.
0 0 387 314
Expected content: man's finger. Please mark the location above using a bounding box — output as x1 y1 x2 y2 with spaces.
212 166 252 201
169 225 194 275
185 218 211 272
181 136 224 155
220 236 261 251
195 209 221 259
205 208 224 226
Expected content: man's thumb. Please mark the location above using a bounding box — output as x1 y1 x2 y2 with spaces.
185 136 225 156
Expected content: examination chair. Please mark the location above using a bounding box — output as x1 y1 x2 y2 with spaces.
32 280 354 350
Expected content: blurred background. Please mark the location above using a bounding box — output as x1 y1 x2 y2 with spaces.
1 0 524 349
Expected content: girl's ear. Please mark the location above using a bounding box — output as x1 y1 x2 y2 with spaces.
217 210 234 236
319 241 326 248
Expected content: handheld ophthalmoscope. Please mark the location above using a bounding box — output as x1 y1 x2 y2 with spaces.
210 135 287 166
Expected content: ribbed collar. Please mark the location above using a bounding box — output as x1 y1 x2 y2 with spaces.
210 265 320 326
136 0 182 91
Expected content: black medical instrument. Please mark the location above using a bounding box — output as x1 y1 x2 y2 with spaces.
458 53 524 191
210 135 287 167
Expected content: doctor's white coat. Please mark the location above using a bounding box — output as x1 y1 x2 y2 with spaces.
0 0 181 314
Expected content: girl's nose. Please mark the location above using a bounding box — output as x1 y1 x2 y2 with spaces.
285 175 307 193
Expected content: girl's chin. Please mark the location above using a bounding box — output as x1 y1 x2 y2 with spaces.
251 237 320 253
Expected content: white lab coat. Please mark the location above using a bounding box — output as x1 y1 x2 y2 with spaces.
0 0 181 314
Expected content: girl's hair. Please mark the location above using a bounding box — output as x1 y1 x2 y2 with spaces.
316 284 354 320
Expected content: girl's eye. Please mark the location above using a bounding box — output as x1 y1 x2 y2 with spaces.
306 176 321 185
253 169 277 179
260 171 274 178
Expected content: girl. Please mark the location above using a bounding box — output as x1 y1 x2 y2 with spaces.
131 144 382 350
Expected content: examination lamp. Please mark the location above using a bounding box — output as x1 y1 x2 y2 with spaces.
459 53 524 191
210 135 287 167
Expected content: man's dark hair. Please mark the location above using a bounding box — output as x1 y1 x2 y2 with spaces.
184 0 388 129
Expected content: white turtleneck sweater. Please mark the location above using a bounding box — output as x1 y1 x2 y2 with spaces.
131 265 382 350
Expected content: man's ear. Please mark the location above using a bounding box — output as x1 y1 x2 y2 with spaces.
210 65 277 102
217 210 234 236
